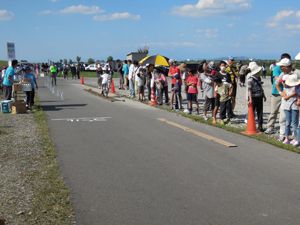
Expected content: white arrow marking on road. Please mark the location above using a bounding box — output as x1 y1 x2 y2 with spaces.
51 117 111 122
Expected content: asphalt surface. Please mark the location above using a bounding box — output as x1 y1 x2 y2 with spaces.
37 76 300 225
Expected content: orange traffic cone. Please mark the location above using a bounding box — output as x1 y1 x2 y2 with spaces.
36 71 38 79
149 87 158 105
110 79 116 93
242 103 260 135
197 77 201 86
81 75 84 84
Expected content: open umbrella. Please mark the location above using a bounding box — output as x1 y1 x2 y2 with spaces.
139 55 170 66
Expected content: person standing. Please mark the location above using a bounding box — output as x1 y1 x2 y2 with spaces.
178 63 189 111
2 59 18 100
168 59 181 109
269 61 276 84
23 67 38 108
71 64 76 79
49 62 57 86
239 63 248 87
128 60 135 98
117 60 124 90
225 56 239 111
96 64 103 88
123 60 129 90
76 63 81 79
63 64 69 79
201 62 215 120
262 63 267 79
265 54 292 140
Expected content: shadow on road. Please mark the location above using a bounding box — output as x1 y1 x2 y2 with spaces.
41 104 87 111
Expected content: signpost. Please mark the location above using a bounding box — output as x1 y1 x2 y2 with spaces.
7 42 15 67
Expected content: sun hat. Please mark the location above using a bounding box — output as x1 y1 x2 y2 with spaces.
248 62 262 75
228 56 234 60
276 58 291 67
279 74 290 83
285 74 300 87
169 59 175 64
178 63 187 71
173 73 180 79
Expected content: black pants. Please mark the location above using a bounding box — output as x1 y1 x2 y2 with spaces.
64 72 68 79
175 94 181 109
147 81 151 100
2 85 12 100
26 89 35 106
72 73 76 79
219 99 234 120
77 72 80 79
158 86 169 105
252 96 263 128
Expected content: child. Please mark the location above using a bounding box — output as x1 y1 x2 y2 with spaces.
171 73 182 111
187 69 199 114
137 67 146 101
282 74 299 145
23 66 38 108
201 63 215 120
247 62 266 132
101 70 111 96
214 74 234 125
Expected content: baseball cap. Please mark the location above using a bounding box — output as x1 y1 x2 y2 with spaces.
228 56 234 60
276 58 291 67
139 67 145 72
169 59 175 64
173 73 180 79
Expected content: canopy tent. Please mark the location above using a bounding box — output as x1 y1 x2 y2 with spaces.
295 52 300 60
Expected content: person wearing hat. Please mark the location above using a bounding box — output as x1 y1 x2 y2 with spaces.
171 73 181 110
225 56 239 111
168 59 181 109
265 53 292 138
2 59 18 100
23 66 38 108
201 62 215 120
247 62 266 132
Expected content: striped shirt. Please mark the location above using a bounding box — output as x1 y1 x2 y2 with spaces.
248 76 263 97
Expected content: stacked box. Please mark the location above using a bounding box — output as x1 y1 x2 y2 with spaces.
13 83 22 92
12 101 26 114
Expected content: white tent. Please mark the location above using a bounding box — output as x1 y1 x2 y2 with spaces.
296 52 300 60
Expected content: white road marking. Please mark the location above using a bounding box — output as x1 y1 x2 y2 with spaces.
51 117 111 122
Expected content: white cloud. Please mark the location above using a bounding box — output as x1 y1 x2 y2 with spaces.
147 42 202 47
273 10 294 21
254 22 261 26
60 5 105 15
0 10 14 21
38 10 56 15
196 28 219 38
266 23 277 27
51 0 59 2
248 34 260 40
227 23 234 27
170 0 252 17
296 11 300 18
35 27 40 30
93 13 141 21
286 24 300 29
179 33 185 36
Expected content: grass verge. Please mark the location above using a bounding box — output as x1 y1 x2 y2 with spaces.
28 95 75 224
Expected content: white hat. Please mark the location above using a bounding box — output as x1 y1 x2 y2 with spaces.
169 58 175 64
248 62 262 75
285 74 300 86
276 58 291 67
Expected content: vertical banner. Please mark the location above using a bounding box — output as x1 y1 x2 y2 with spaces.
7 42 16 67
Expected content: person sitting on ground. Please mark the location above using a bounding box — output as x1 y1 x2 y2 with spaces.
247 62 266 132
171 73 182 111
201 62 215 121
23 67 38 108
137 67 146 102
214 73 234 125
187 69 199 115
281 75 299 145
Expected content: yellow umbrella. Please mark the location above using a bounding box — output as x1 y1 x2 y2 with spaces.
139 55 169 66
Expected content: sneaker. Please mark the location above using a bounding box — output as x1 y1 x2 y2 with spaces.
175 109 180 112
227 120 232 124
188 111 191 114
265 128 275 134
220 120 225 125
258 127 264 132
184 109 189 113
244 119 247 124
277 136 285 142
283 139 290 144
196 110 199 115
212 119 217 124
290 139 297 145
292 141 300 146
203 116 208 121
180 106 184 110
170 106 174 110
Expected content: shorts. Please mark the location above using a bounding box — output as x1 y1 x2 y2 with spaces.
231 83 237 98
215 94 220 107
138 86 144 94
187 93 198 102
203 96 215 111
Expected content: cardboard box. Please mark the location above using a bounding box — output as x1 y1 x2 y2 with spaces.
23 78 31 82
12 101 26 114
13 83 22 92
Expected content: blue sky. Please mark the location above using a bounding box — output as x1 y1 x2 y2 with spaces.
1 0 300 63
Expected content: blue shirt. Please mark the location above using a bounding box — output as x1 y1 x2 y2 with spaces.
123 64 129 75
2 67 15 86
23 73 36 89
173 80 181 95
272 66 283 95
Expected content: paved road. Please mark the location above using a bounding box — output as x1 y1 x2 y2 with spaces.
37 77 300 225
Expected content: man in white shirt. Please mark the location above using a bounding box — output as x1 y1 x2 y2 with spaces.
128 60 135 97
